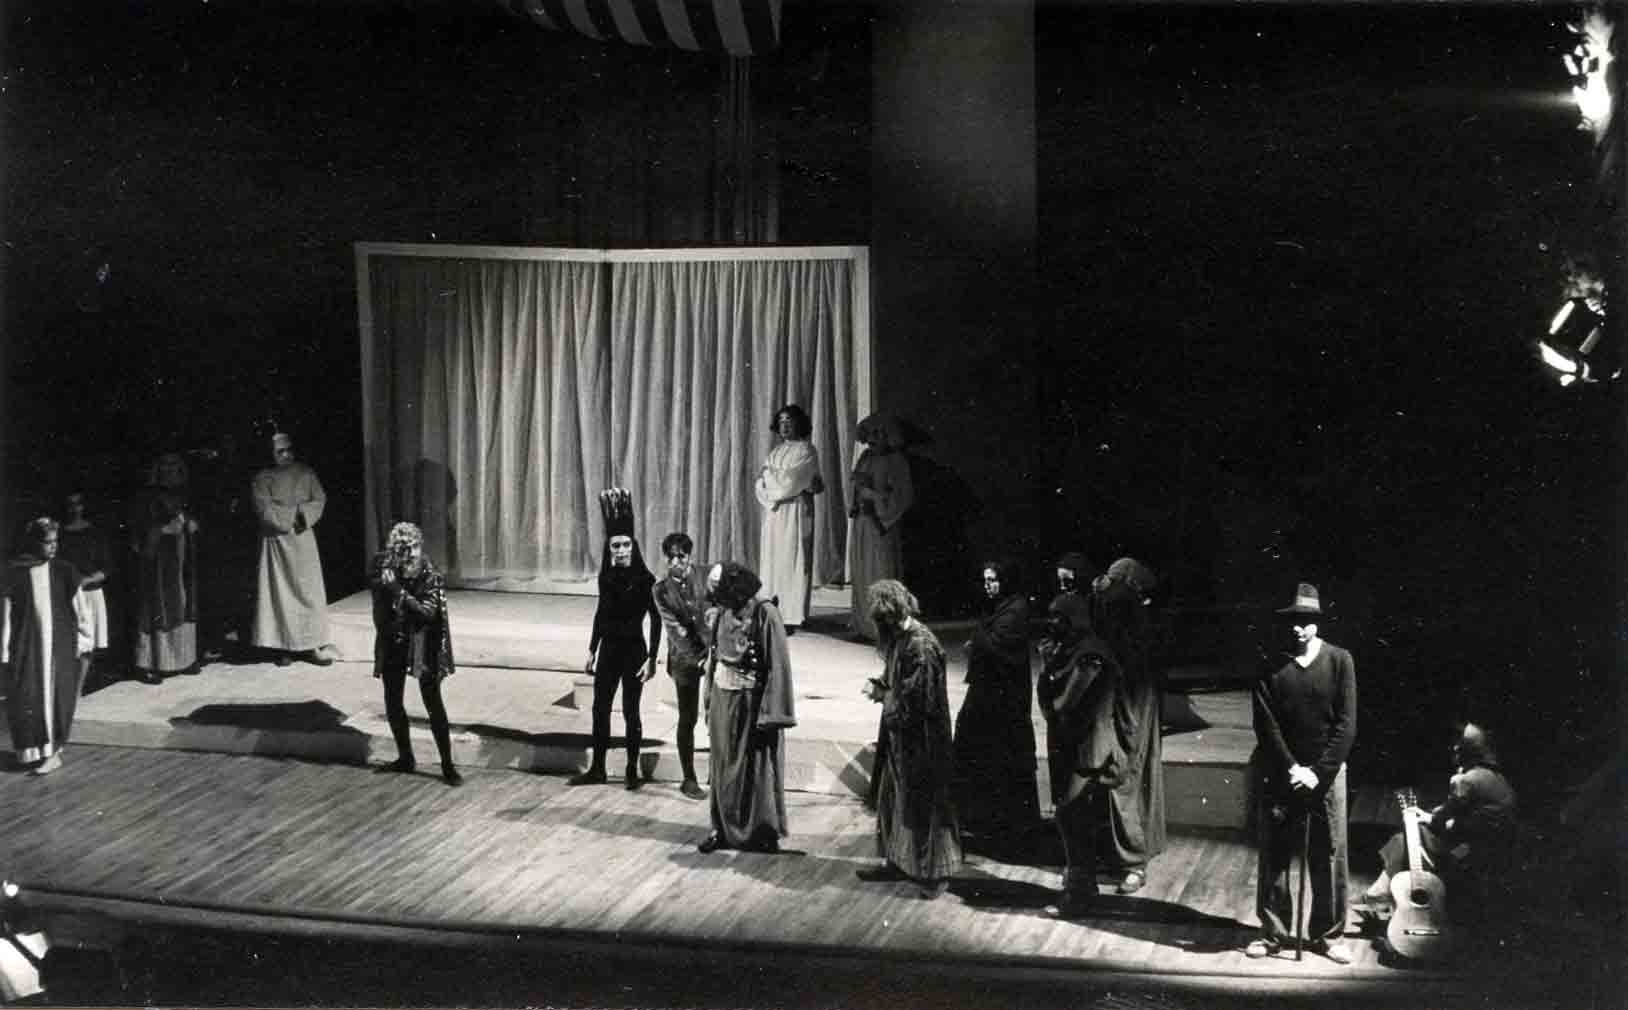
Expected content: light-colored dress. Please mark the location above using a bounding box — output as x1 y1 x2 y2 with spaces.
251 461 332 652
848 447 914 640
754 439 821 626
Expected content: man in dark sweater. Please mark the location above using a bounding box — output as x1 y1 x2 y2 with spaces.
1247 582 1357 964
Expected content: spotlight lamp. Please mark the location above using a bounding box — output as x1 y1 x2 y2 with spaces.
1539 296 1618 386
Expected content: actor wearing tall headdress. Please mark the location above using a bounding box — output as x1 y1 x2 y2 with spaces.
132 452 199 683
653 532 710 799
570 489 661 790
857 579 962 899
952 558 1041 842
848 413 914 641
370 521 460 786
1247 582 1357 964
696 561 796 853
1037 588 1119 917
3 518 93 774
1090 558 1167 895
754 404 823 631
251 432 335 666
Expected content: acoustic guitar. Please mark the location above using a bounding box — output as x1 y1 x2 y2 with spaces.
1385 788 1454 962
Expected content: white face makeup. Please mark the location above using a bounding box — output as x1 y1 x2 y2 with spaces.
982 567 1001 599
610 535 634 567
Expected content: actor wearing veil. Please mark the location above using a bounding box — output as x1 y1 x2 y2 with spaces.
3 518 93 774
754 404 823 631
1090 558 1167 895
857 579 962 899
848 413 915 641
570 488 661 790
952 558 1041 843
697 561 796 853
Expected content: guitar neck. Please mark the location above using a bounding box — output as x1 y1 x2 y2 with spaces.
1401 801 1426 876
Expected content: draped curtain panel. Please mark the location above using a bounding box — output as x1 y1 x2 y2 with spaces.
359 245 868 593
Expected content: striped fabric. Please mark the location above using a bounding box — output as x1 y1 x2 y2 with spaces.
499 0 781 56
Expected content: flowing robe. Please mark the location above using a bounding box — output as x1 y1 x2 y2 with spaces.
251 461 331 651
754 439 821 626
2 560 92 763
848 448 914 641
132 489 198 673
1103 627 1167 870
874 622 963 881
706 600 796 847
952 592 1040 835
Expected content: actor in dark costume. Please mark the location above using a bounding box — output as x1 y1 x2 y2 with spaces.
858 579 962 899
696 561 796 853
1051 551 1095 610
1090 558 1167 895
571 489 661 790
131 452 199 683
2 518 93 775
370 521 460 786
1358 720 1516 917
1037 591 1121 917
57 491 113 675
653 532 709 800
952 558 1041 843
1247 582 1357 964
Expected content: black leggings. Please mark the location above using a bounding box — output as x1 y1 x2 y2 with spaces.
673 677 701 781
590 639 646 769
382 664 453 768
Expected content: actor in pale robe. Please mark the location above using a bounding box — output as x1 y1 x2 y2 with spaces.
754 438 821 628
3 538 93 769
251 455 333 654
848 415 914 641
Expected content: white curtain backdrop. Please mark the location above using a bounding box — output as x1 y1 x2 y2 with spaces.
359 245 867 592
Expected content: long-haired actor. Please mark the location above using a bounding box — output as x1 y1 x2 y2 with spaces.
370 521 460 785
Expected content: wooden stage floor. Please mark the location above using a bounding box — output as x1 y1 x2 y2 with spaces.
0 745 1603 1008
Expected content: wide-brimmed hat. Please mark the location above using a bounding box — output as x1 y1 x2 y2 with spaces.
1276 582 1322 616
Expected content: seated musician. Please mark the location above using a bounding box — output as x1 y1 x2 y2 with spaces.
1358 720 1516 913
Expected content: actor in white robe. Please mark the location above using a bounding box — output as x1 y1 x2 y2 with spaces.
2 518 93 774
754 404 823 628
251 433 334 663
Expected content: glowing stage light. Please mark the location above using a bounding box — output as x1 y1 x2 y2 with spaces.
1565 11 1615 143
1539 295 1615 386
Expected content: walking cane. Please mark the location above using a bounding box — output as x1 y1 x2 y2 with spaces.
1295 805 1311 961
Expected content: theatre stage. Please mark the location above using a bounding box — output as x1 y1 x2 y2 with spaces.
63 589 1257 830
1 591 1601 1006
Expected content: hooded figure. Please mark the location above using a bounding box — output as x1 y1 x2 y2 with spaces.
570 489 662 790
849 413 915 640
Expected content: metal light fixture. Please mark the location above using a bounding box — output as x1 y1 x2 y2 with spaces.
1539 296 1615 385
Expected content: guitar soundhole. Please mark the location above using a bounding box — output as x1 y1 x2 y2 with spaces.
1410 888 1430 905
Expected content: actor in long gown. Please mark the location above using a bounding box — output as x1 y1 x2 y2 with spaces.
1090 558 1167 894
697 562 796 853
370 522 460 786
57 492 112 664
858 579 962 899
570 488 661 790
848 414 914 641
251 433 334 664
952 560 1041 842
132 453 199 683
754 403 823 630
2 519 93 774
1037 591 1120 917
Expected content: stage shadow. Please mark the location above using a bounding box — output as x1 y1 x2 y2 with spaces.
172 699 363 735
668 845 860 895
960 825 1063 867
454 723 666 751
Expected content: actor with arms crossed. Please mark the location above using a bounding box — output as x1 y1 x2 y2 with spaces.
370 521 460 786
2 518 93 774
754 403 823 632
696 561 796 853
857 579 962 900
251 432 336 666
570 489 660 791
653 532 709 799
1248 582 1357 963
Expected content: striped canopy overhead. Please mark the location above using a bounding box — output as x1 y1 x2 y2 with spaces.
499 0 782 56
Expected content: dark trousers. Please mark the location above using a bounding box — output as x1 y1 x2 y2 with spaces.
589 639 645 772
1055 788 1105 899
382 664 453 769
1256 763 1349 942
673 676 700 781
